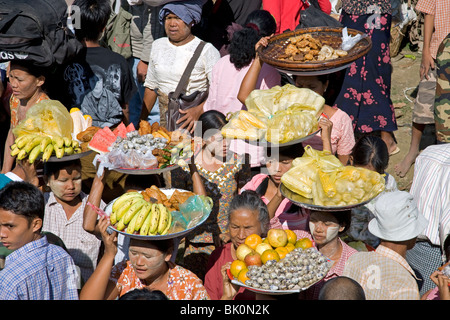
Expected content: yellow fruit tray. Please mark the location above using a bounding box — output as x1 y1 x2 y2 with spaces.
280 183 374 212
105 188 211 240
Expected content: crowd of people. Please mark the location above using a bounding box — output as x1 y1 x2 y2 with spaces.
0 0 448 301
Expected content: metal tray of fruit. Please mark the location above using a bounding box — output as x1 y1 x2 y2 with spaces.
44 150 93 162
257 27 372 75
280 183 374 212
228 247 332 295
112 164 180 175
105 188 211 240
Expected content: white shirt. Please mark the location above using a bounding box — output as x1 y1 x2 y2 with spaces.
409 143 450 248
144 36 220 96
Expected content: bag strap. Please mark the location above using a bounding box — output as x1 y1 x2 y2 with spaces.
173 40 207 98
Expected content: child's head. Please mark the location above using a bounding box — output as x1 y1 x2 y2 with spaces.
228 9 276 69
0 181 45 250
265 143 305 184
294 74 329 96
44 160 82 203
72 0 111 43
350 135 389 174
197 110 229 159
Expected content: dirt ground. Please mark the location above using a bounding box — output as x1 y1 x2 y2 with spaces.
387 42 437 191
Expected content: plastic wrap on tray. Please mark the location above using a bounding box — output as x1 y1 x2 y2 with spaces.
265 107 319 144
281 146 385 206
245 84 325 118
221 110 267 140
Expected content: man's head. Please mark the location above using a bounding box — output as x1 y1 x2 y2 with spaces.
369 191 428 247
318 276 366 300
0 182 45 250
72 0 111 43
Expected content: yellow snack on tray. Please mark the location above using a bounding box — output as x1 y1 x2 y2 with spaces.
282 146 385 206
221 110 267 141
265 109 318 144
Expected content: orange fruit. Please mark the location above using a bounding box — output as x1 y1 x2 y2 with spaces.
285 242 295 252
275 246 289 259
295 237 313 250
267 228 288 248
237 268 250 284
230 260 247 279
244 234 263 250
261 249 280 264
285 229 297 244
263 237 270 244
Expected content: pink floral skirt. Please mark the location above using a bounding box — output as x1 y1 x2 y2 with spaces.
333 12 397 133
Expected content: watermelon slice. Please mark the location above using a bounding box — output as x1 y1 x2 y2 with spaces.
126 122 136 133
113 122 127 138
88 127 117 153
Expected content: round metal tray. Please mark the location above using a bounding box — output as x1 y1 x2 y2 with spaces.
280 183 374 212
258 27 372 74
105 188 210 240
44 150 93 162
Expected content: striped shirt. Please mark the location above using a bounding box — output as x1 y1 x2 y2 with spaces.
0 236 79 300
343 245 420 300
415 0 450 58
409 143 450 247
43 191 104 283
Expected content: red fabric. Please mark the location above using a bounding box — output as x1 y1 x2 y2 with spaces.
204 242 256 300
263 0 332 34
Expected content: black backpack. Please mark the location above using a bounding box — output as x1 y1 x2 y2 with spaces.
296 0 342 29
0 0 83 67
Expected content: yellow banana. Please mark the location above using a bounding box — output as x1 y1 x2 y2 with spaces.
42 144 54 162
10 145 21 157
115 215 127 231
17 149 28 160
64 146 74 155
160 210 172 235
10 143 17 150
139 206 153 236
40 136 52 152
74 147 82 154
126 210 140 234
28 145 41 164
123 199 146 224
63 137 72 147
16 135 35 149
148 203 160 235
109 210 118 225
157 203 169 234
52 136 64 149
54 146 65 158
24 135 44 153
115 196 144 221
112 192 143 213
134 202 152 232
72 140 80 149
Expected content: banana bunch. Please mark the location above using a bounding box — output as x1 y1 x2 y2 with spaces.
11 133 82 163
110 192 173 236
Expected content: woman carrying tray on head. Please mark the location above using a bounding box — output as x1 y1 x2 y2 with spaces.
170 110 252 281
79 216 209 300
332 0 399 155
2 61 49 174
295 209 357 300
204 190 270 300
238 37 355 166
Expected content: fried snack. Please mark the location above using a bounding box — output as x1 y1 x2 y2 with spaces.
138 120 152 135
144 186 168 203
280 34 348 62
76 126 101 142
151 122 160 133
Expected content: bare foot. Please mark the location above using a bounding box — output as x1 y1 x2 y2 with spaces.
394 151 419 177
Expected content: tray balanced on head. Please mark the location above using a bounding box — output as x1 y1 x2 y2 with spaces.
257 27 372 75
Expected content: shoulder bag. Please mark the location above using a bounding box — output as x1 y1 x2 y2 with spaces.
166 40 208 131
